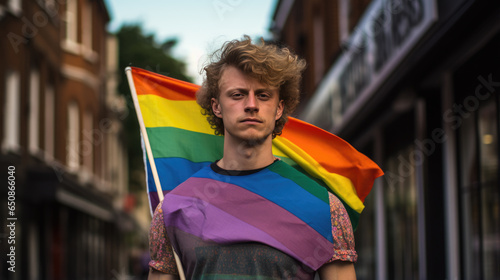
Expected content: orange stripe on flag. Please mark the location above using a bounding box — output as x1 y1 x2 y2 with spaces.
131 67 199 100
281 118 384 203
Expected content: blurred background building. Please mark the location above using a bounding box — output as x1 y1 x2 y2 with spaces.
272 0 499 279
0 0 150 279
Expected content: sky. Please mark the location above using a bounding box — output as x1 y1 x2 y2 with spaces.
105 0 278 84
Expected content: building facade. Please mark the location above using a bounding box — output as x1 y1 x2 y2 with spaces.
0 0 135 279
272 0 499 279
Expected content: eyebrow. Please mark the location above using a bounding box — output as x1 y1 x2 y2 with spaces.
223 87 277 95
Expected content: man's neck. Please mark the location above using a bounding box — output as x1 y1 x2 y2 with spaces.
218 136 276 171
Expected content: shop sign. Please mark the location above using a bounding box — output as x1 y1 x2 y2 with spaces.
303 0 437 130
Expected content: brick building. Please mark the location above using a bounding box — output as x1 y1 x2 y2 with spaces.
0 0 136 279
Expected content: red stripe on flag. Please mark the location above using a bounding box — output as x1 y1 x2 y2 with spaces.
131 67 199 100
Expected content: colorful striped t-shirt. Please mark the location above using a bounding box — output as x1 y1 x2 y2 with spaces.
149 160 357 279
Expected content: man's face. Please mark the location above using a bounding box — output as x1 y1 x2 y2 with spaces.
211 66 283 144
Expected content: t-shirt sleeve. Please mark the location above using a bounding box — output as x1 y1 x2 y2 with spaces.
325 192 358 263
149 200 179 274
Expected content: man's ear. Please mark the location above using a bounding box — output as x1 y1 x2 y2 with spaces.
276 100 284 120
211 98 222 118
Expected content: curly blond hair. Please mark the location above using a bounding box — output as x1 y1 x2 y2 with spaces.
196 36 306 138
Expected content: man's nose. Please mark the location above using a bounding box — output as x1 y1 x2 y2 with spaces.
244 92 259 112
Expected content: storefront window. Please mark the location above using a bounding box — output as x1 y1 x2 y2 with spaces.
459 98 500 279
459 108 481 279
478 101 499 279
384 146 419 280
355 145 376 280
355 187 375 280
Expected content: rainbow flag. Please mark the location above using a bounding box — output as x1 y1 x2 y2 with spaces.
126 66 383 230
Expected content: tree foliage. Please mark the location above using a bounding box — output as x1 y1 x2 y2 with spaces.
116 23 193 193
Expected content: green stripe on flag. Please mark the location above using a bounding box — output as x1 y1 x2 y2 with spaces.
147 127 224 162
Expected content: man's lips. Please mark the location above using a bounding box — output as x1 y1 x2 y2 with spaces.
240 118 263 123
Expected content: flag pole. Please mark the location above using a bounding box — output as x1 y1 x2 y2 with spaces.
125 67 164 202
125 67 186 280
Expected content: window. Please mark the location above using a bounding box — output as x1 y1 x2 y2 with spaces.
478 101 499 279
82 110 93 174
459 99 500 279
67 101 80 171
313 13 325 83
2 71 20 152
29 69 40 154
355 188 376 279
117 140 127 194
384 146 419 280
106 131 114 189
338 0 350 42
82 0 97 62
8 0 21 15
64 0 79 51
28 222 40 279
82 0 92 51
44 84 55 159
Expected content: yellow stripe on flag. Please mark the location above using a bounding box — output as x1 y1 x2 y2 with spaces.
273 136 364 214
271 145 288 158
138 95 214 135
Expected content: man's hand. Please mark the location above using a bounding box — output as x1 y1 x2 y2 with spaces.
148 268 180 280
318 261 356 280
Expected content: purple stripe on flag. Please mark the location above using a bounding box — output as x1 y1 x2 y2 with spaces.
165 177 334 270
162 194 306 265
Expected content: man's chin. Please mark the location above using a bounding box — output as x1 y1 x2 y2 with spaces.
241 136 268 147
232 132 272 147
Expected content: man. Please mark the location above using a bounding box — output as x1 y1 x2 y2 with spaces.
148 36 357 279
